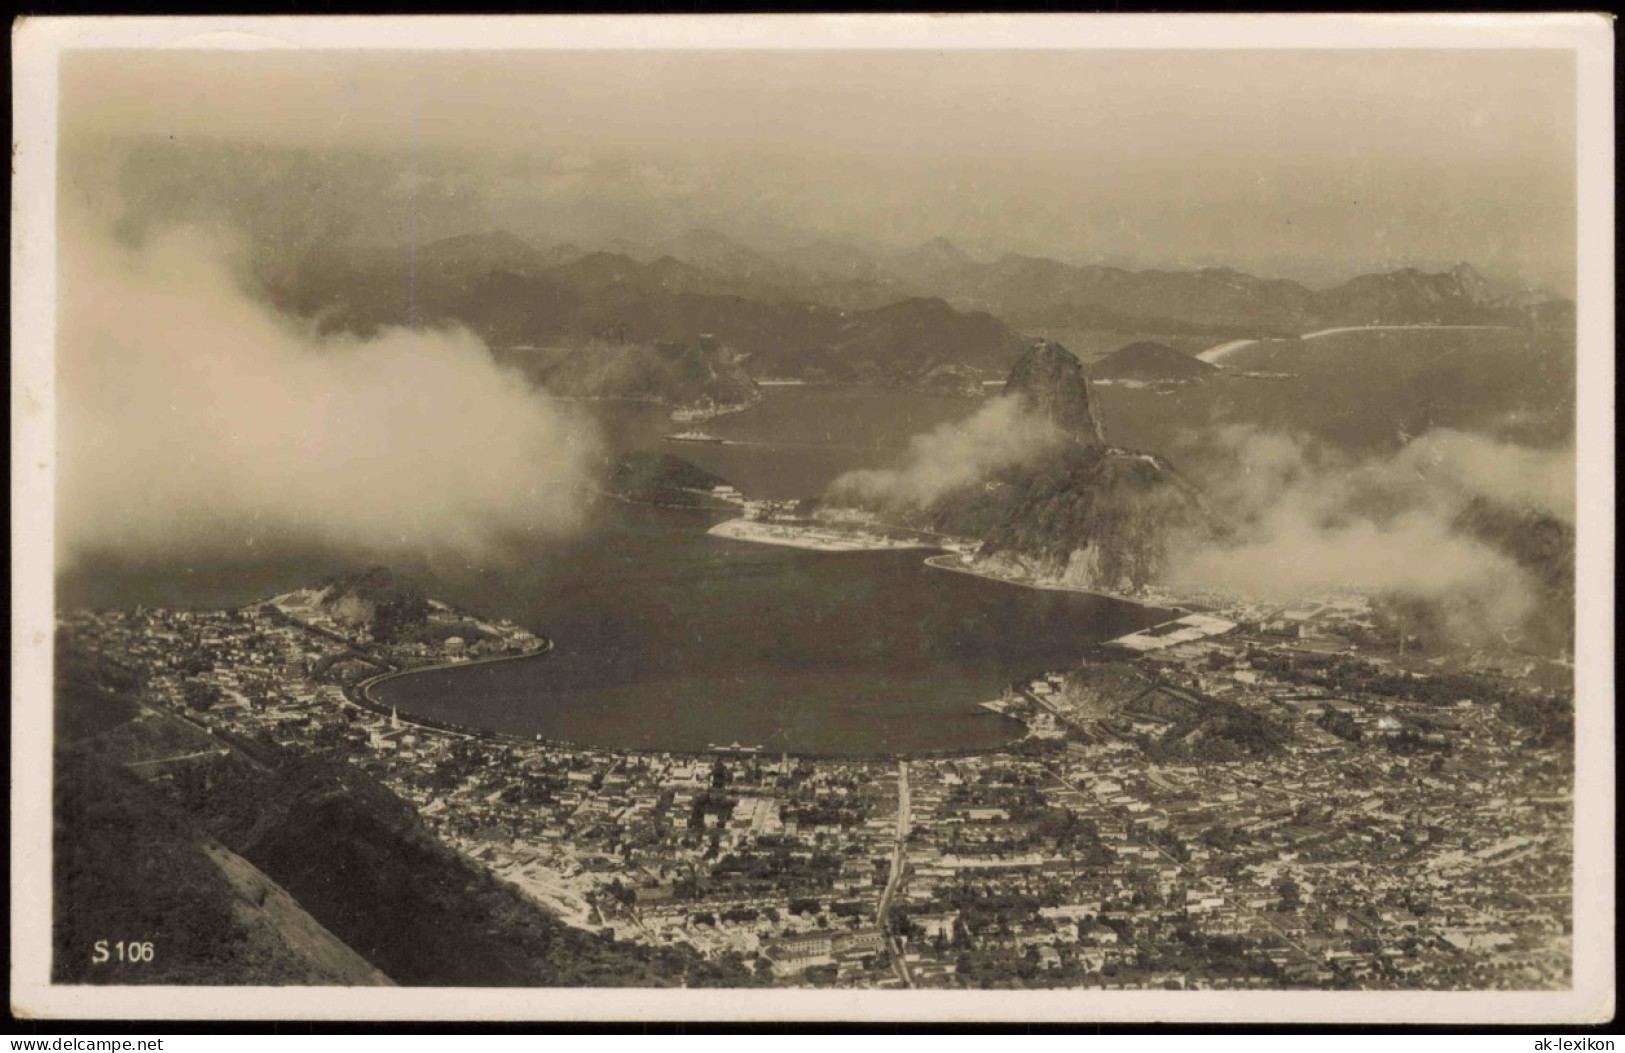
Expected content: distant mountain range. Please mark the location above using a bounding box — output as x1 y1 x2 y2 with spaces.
267 228 1572 405
274 233 1030 395
615 229 1566 335
881 244 1562 335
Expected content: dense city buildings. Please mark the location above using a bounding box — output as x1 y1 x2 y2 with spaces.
57 576 1572 991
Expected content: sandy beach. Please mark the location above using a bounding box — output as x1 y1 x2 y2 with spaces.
707 517 941 552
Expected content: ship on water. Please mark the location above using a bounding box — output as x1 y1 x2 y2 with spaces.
664 430 727 444
708 741 763 754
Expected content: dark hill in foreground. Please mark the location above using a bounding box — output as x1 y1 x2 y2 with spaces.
52 647 391 986
164 752 679 986
163 746 762 986
53 745 394 986
53 642 748 987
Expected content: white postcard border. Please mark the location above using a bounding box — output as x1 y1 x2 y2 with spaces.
11 13 1614 1024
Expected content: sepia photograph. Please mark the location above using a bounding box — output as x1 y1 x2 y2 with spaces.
10 14 1614 1024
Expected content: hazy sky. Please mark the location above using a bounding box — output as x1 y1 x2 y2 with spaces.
63 47 1577 288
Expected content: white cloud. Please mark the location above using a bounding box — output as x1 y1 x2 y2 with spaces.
828 395 1061 509
57 219 601 566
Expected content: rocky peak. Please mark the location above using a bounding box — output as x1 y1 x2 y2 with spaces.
1003 340 1107 447
896 236 978 276
1448 262 1496 304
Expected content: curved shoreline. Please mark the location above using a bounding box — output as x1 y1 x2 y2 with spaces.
708 517 943 553
1197 323 1518 364
922 553 1171 614
351 634 1032 762
349 531 1163 759
350 642 558 740
704 520 1169 615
